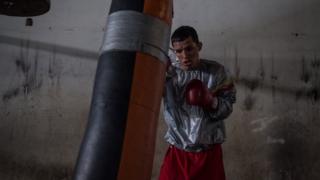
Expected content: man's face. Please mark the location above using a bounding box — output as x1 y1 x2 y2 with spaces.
172 36 201 70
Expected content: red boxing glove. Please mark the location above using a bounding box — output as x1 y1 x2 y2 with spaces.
185 79 217 109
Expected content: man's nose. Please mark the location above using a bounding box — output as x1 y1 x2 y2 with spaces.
181 50 188 58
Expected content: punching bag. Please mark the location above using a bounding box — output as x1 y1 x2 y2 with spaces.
73 0 173 180
0 0 50 16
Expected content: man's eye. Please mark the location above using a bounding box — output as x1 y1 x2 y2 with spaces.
175 49 183 53
185 47 193 52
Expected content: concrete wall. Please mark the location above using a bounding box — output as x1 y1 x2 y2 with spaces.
1 0 320 179
0 0 108 179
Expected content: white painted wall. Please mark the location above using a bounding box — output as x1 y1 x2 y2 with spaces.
1 0 320 179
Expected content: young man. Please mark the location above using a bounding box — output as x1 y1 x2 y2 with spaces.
159 26 236 180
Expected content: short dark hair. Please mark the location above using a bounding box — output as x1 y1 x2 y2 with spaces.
171 26 199 45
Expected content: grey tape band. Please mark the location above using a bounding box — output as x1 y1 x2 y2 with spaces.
101 10 171 63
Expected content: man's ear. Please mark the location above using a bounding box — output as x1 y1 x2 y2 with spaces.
197 42 203 51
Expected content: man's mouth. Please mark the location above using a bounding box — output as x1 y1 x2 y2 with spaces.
182 59 191 64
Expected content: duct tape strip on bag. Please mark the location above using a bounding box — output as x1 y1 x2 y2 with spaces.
101 10 171 63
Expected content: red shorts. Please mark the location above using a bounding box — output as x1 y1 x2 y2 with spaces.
159 144 225 180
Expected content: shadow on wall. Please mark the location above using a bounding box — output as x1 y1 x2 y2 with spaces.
236 75 319 111
1 35 319 104
0 35 99 60
0 151 72 180
270 117 316 180
209 0 320 47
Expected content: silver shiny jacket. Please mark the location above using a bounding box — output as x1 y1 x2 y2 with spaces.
163 60 236 152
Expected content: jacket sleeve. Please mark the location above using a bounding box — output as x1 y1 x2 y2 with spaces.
207 66 236 121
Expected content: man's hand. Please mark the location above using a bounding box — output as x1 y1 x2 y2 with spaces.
185 79 217 110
